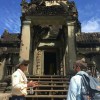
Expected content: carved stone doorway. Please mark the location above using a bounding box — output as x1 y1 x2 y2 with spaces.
44 51 57 75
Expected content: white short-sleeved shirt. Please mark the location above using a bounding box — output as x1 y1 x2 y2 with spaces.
12 69 27 96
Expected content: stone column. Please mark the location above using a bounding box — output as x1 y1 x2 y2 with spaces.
33 49 37 75
65 47 68 75
20 20 31 60
63 54 66 76
67 21 76 71
0 58 6 80
63 27 69 75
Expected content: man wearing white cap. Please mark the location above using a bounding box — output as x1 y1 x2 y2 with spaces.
11 58 38 100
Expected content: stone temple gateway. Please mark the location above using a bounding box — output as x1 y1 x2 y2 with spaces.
0 0 100 79
0 0 100 99
20 0 78 76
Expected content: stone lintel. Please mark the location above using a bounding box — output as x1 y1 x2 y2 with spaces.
26 16 66 25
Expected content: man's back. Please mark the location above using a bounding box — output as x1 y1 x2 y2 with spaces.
67 58 88 100
67 72 82 100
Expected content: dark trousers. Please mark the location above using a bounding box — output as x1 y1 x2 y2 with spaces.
12 96 26 100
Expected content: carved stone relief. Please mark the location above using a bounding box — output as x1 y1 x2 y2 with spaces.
36 50 42 75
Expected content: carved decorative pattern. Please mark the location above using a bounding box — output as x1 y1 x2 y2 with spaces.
21 1 78 21
36 50 42 74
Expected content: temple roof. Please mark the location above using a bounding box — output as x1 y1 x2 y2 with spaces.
76 32 100 54
76 33 100 45
0 30 20 43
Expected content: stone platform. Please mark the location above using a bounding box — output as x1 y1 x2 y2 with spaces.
0 93 11 100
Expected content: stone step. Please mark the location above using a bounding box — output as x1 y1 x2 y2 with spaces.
27 75 68 78
32 85 67 87
0 82 7 86
28 77 69 81
0 75 70 100
27 90 67 92
29 81 68 85
26 95 67 98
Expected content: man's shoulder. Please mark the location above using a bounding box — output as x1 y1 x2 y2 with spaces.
78 71 89 76
70 75 82 85
12 70 20 76
71 74 82 80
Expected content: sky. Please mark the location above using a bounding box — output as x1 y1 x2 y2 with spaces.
0 0 100 35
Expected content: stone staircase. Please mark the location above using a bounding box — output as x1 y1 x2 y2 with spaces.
0 75 70 100
26 75 69 100
0 75 11 93
0 82 8 93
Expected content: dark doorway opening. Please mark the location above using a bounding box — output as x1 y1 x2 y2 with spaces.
44 52 56 75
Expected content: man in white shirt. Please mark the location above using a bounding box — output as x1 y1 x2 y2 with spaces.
67 58 89 100
12 58 38 100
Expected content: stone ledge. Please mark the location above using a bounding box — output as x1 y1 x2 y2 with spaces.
0 93 11 100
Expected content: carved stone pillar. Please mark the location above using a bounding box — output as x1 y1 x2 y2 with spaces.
35 50 42 75
67 21 76 71
33 49 43 75
20 20 31 60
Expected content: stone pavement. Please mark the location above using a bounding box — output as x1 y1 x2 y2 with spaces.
0 93 11 100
